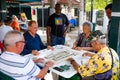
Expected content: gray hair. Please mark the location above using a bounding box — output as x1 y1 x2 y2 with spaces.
4 31 23 47
91 35 107 44
98 37 107 44
83 21 93 31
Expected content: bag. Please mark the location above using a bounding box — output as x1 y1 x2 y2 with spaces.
94 70 112 80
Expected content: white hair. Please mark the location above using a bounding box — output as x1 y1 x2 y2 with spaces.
4 31 23 47
83 21 93 31
91 35 107 44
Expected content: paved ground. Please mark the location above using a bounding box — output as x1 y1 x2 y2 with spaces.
37 27 79 47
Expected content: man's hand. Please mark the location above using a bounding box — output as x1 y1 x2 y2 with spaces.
47 46 54 50
83 52 93 57
45 61 54 67
63 31 67 37
32 50 40 55
33 58 44 63
67 58 74 63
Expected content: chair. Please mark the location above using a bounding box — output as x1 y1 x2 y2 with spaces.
0 71 15 80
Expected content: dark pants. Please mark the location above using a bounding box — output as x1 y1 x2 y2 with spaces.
51 34 65 46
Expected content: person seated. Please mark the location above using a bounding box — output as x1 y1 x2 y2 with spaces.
72 21 93 51
0 31 54 80
21 20 53 56
19 12 28 31
0 17 13 42
11 15 20 31
67 30 119 80
0 41 4 54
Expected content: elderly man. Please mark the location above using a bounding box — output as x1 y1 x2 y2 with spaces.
0 31 54 80
67 30 119 80
21 20 53 56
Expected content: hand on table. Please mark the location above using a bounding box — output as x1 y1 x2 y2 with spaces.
83 52 93 57
74 47 83 50
47 46 54 50
45 61 54 67
33 58 44 63
67 58 74 63
32 50 40 56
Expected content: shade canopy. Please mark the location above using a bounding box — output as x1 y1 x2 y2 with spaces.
6 0 42 3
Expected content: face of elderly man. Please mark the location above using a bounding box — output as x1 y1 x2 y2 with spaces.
28 22 38 36
91 41 101 51
16 37 25 53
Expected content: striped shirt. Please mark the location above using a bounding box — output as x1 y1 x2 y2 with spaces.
0 51 41 80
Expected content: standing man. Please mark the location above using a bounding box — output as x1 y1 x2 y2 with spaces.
46 3 70 46
105 3 112 45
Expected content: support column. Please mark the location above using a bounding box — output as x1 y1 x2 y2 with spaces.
78 0 85 34
49 0 56 15
0 0 6 20
109 0 120 58
67 0 72 20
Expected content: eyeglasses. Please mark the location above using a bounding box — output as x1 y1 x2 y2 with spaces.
16 41 26 44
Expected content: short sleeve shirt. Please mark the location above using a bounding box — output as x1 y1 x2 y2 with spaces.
47 13 69 37
78 47 119 80
0 51 41 80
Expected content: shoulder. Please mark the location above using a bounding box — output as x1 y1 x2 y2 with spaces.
23 31 30 37
49 13 56 18
35 34 40 38
61 13 67 17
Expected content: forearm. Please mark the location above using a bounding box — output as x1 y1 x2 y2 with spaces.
72 41 78 49
71 60 79 72
36 65 49 78
46 26 51 45
65 24 70 32
81 47 93 51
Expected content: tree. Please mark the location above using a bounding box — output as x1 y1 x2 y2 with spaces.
86 0 112 11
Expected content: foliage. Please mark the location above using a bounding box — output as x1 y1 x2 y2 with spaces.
85 0 112 11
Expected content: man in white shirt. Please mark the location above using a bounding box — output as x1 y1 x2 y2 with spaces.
0 17 13 42
0 31 54 80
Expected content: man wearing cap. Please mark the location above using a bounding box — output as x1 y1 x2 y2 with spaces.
0 17 13 42
67 30 119 80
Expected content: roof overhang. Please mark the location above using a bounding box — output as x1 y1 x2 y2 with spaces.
6 0 42 3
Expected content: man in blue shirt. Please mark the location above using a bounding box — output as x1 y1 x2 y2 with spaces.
21 20 53 56
46 3 70 46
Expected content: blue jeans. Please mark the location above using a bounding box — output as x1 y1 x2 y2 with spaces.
51 34 65 46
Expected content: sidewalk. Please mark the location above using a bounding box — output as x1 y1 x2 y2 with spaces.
37 27 79 47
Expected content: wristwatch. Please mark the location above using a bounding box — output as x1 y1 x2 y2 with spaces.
70 59 75 64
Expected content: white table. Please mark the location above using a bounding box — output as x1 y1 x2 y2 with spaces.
25 45 91 78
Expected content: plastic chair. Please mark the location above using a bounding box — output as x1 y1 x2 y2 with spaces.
0 71 15 80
